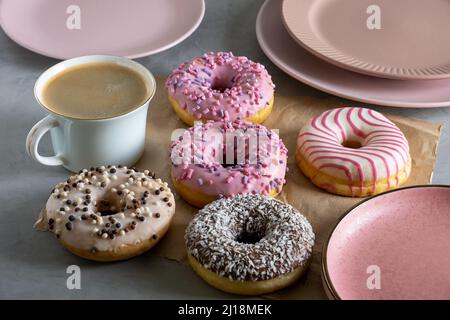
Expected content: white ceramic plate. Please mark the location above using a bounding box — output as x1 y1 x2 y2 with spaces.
256 0 450 108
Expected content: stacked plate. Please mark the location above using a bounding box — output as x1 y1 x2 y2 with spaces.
256 0 450 108
256 0 450 300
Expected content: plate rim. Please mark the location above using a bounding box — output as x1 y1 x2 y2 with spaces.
281 0 450 80
255 0 450 108
321 184 450 300
0 0 205 59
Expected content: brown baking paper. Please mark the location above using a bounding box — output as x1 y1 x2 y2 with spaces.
137 77 442 299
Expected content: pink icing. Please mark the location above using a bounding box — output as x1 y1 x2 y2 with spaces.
165 52 275 121
297 107 410 193
170 120 287 198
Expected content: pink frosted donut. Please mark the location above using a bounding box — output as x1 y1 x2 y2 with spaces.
296 107 411 197
170 120 287 207
166 52 275 125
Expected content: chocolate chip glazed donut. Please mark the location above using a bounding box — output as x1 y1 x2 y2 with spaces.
185 195 315 295
35 166 175 261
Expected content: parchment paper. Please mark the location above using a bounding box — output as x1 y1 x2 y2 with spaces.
137 77 442 299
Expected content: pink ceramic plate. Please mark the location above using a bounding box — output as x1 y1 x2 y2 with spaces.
282 0 450 80
0 0 205 59
323 186 450 300
256 0 450 108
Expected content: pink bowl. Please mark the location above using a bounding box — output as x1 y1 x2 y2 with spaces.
323 185 450 300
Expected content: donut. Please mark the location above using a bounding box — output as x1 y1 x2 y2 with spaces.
170 120 288 207
34 166 175 261
296 107 411 197
185 195 315 295
166 52 275 125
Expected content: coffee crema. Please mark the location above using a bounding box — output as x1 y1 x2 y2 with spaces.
40 62 150 120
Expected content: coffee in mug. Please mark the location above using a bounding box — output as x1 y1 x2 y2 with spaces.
41 62 150 120
26 55 156 172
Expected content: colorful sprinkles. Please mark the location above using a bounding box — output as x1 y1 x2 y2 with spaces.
170 120 288 199
166 52 275 122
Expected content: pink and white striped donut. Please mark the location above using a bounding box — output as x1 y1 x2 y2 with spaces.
296 107 411 197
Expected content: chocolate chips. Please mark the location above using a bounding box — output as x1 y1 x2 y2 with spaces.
138 216 145 222
66 200 72 205
153 213 160 218
85 189 91 194
81 214 87 220
65 222 72 231
163 197 169 202
48 218 55 230
109 168 116 174
68 215 75 221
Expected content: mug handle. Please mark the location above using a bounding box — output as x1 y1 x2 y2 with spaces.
26 115 65 166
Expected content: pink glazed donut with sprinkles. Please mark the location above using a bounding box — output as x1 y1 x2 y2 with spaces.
296 107 411 197
166 52 275 125
170 120 287 207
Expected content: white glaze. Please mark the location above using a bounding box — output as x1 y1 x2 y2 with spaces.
35 166 175 252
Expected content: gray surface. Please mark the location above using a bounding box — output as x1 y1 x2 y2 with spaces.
0 0 448 299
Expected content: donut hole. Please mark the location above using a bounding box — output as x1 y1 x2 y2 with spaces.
211 79 232 93
342 139 362 149
210 71 236 93
221 137 252 168
235 212 266 245
236 231 264 244
96 196 125 216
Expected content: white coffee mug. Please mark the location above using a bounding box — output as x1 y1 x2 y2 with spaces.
26 55 156 172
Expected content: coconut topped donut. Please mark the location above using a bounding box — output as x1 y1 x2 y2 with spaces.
166 52 275 125
35 166 175 261
185 195 315 294
170 120 288 207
